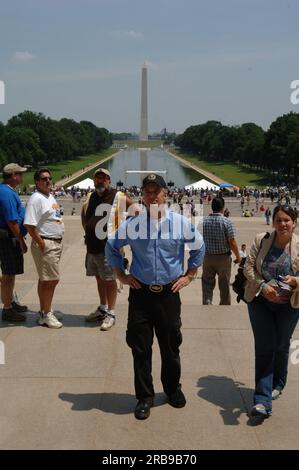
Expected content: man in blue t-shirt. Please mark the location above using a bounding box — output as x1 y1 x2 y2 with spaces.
0 163 28 322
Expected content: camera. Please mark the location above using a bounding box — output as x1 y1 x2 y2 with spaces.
277 276 293 292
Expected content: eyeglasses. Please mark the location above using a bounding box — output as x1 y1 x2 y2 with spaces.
39 176 52 181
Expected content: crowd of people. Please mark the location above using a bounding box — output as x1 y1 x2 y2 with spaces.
1 163 299 423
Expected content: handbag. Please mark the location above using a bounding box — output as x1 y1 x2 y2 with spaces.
232 258 248 303
232 232 270 303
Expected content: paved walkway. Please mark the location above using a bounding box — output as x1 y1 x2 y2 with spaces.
0 215 299 449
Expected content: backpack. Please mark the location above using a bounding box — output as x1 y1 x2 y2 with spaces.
232 232 270 303
232 258 248 303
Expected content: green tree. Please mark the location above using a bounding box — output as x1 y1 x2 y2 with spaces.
264 112 299 177
2 110 112 167
1 127 45 165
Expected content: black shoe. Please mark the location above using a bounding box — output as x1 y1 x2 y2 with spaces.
2 307 26 322
168 388 186 408
11 301 28 313
134 398 153 420
85 307 107 323
250 404 272 418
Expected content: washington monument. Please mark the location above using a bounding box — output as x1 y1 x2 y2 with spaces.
139 63 148 141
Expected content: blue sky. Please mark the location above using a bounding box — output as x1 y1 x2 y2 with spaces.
0 0 299 133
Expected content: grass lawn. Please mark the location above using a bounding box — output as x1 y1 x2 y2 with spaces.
21 148 117 187
172 150 272 188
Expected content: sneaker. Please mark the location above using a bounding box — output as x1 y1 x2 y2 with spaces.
85 306 107 323
168 388 186 408
37 310 62 322
250 404 272 418
11 301 28 313
38 311 63 329
100 313 115 331
2 307 26 322
52 310 63 321
272 388 282 400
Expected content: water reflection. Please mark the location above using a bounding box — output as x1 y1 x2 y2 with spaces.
79 149 204 188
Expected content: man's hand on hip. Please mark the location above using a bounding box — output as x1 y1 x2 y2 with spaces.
19 238 27 254
171 275 192 293
38 239 46 253
119 274 142 289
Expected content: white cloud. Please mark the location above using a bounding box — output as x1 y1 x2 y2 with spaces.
126 30 144 39
110 30 144 40
13 51 36 62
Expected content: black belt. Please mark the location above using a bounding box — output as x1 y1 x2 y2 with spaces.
139 281 175 293
41 236 62 243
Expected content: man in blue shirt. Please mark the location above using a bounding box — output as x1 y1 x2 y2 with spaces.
106 173 205 420
0 163 28 322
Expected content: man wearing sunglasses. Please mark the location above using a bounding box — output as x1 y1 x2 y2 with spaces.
82 168 135 331
24 169 64 328
0 163 28 322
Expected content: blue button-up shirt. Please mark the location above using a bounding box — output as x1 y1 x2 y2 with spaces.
105 210 205 285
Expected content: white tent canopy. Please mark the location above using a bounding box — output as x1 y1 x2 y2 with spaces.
185 179 219 191
67 178 94 190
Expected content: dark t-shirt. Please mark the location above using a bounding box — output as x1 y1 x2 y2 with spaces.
85 188 117 254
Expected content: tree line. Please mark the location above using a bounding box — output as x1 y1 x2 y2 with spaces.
175 112 299 180
0 111 112 168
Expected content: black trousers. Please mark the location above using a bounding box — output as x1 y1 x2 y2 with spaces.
126 286 182 400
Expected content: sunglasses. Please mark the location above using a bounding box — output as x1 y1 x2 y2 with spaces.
39 176 52 181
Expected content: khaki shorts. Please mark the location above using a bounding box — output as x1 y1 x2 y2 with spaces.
31 239 63 281
85 253 115 281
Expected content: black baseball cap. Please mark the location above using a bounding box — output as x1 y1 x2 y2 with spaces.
142 173 167 189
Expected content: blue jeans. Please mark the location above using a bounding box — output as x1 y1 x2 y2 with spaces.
248 296 299 409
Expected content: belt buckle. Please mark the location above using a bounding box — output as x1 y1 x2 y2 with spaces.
149 284 163 293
